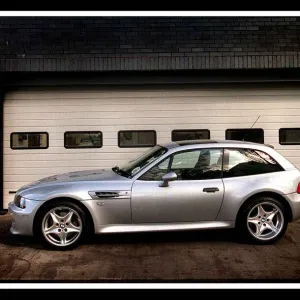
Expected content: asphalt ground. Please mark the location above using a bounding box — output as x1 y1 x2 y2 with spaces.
1 214 300 281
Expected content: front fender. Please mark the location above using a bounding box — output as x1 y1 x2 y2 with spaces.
18 182 93 202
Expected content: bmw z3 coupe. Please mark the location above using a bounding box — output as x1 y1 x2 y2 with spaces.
8 139 300 249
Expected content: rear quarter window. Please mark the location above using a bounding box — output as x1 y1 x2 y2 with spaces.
223 148 283 178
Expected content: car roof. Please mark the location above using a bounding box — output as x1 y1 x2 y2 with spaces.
160 139 271 149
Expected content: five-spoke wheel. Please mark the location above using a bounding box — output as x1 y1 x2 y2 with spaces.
42 207 82 247
34 201 88 249
236 196 288 244
247 202 284 241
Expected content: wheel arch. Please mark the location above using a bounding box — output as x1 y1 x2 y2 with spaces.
235 191 293 226
33 197 95 235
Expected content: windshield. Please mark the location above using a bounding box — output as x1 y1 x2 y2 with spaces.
114 145 168 178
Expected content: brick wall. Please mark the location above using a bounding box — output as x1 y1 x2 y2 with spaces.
0 17 299 71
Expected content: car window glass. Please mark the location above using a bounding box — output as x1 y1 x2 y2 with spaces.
170 148 223 180
138 157 171 181
119 145 168 178
223 148 283 178
171 151 200 169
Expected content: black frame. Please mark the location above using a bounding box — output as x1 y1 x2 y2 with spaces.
171 129 210 141
64 131 103 149
279 128 300 145
0 87 3 212
10 132 49 150
118 130 157 148
225 128 264 143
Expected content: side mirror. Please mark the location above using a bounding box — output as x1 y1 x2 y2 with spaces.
159 171 178 187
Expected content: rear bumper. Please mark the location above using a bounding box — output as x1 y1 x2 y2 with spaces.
7 199 44 236
285 193 300 221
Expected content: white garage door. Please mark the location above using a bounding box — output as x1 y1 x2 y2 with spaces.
3 85 300 208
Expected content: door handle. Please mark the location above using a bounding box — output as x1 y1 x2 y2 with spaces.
203 187 219 193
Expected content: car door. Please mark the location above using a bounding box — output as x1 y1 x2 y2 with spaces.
131 148 225 223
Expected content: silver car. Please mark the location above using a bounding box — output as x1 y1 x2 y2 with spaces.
8 140 300 249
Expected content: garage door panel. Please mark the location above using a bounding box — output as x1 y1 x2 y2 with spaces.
4 159 124 168
4 86 300 208
4 129 284 141
5 108 300 121
4 166 112 176
4 174 61 182
5 102 300 114
5 96 239 107
281 156 300 163
4 183 45 190
5 116 266 127
275 150 300 156
5 96 241 106
8 90 225 100
6 115 300 127
3 139 120 148
4 146 144 153
6 88 300 100
4 192 17 206
2 130 281 143
3 152 140 161
3 133 120 141
4 123 300 135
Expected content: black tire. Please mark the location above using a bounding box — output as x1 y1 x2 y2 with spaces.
235 196 288 245
34 200 88 250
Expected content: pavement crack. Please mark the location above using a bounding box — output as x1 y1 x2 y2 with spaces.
186 251 200 265
0 268 13 279
274 244 293 256
252 245 261 254
16 258 31 280
17 250 40 280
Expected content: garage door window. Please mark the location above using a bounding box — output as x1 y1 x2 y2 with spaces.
10 132 49 149
64 131 102 148
172 129 210 141
226 128 264 143
279 128 300 145
118 130 156 148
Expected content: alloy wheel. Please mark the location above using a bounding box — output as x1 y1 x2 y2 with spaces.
42 206 83 247
247 201 284 241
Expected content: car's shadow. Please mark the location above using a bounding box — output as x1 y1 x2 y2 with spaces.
88 229 238 245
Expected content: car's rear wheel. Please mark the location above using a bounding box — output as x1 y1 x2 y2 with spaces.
236 196 288 244
34 201 87 250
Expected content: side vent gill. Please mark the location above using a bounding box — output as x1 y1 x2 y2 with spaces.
95 192 119 198
88 191 131 200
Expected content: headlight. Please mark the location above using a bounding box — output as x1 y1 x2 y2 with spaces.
14 195 26 209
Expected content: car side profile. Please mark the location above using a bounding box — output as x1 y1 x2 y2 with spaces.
8 139 300 249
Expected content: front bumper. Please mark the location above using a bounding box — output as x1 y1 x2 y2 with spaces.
8 199 45 236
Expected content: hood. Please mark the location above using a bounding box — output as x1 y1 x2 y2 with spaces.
18 168 126 191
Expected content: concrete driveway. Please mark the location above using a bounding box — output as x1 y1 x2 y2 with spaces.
1 214 300 281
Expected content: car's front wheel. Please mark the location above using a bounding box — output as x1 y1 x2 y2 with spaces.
34 201 87 250
236 196 288 245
